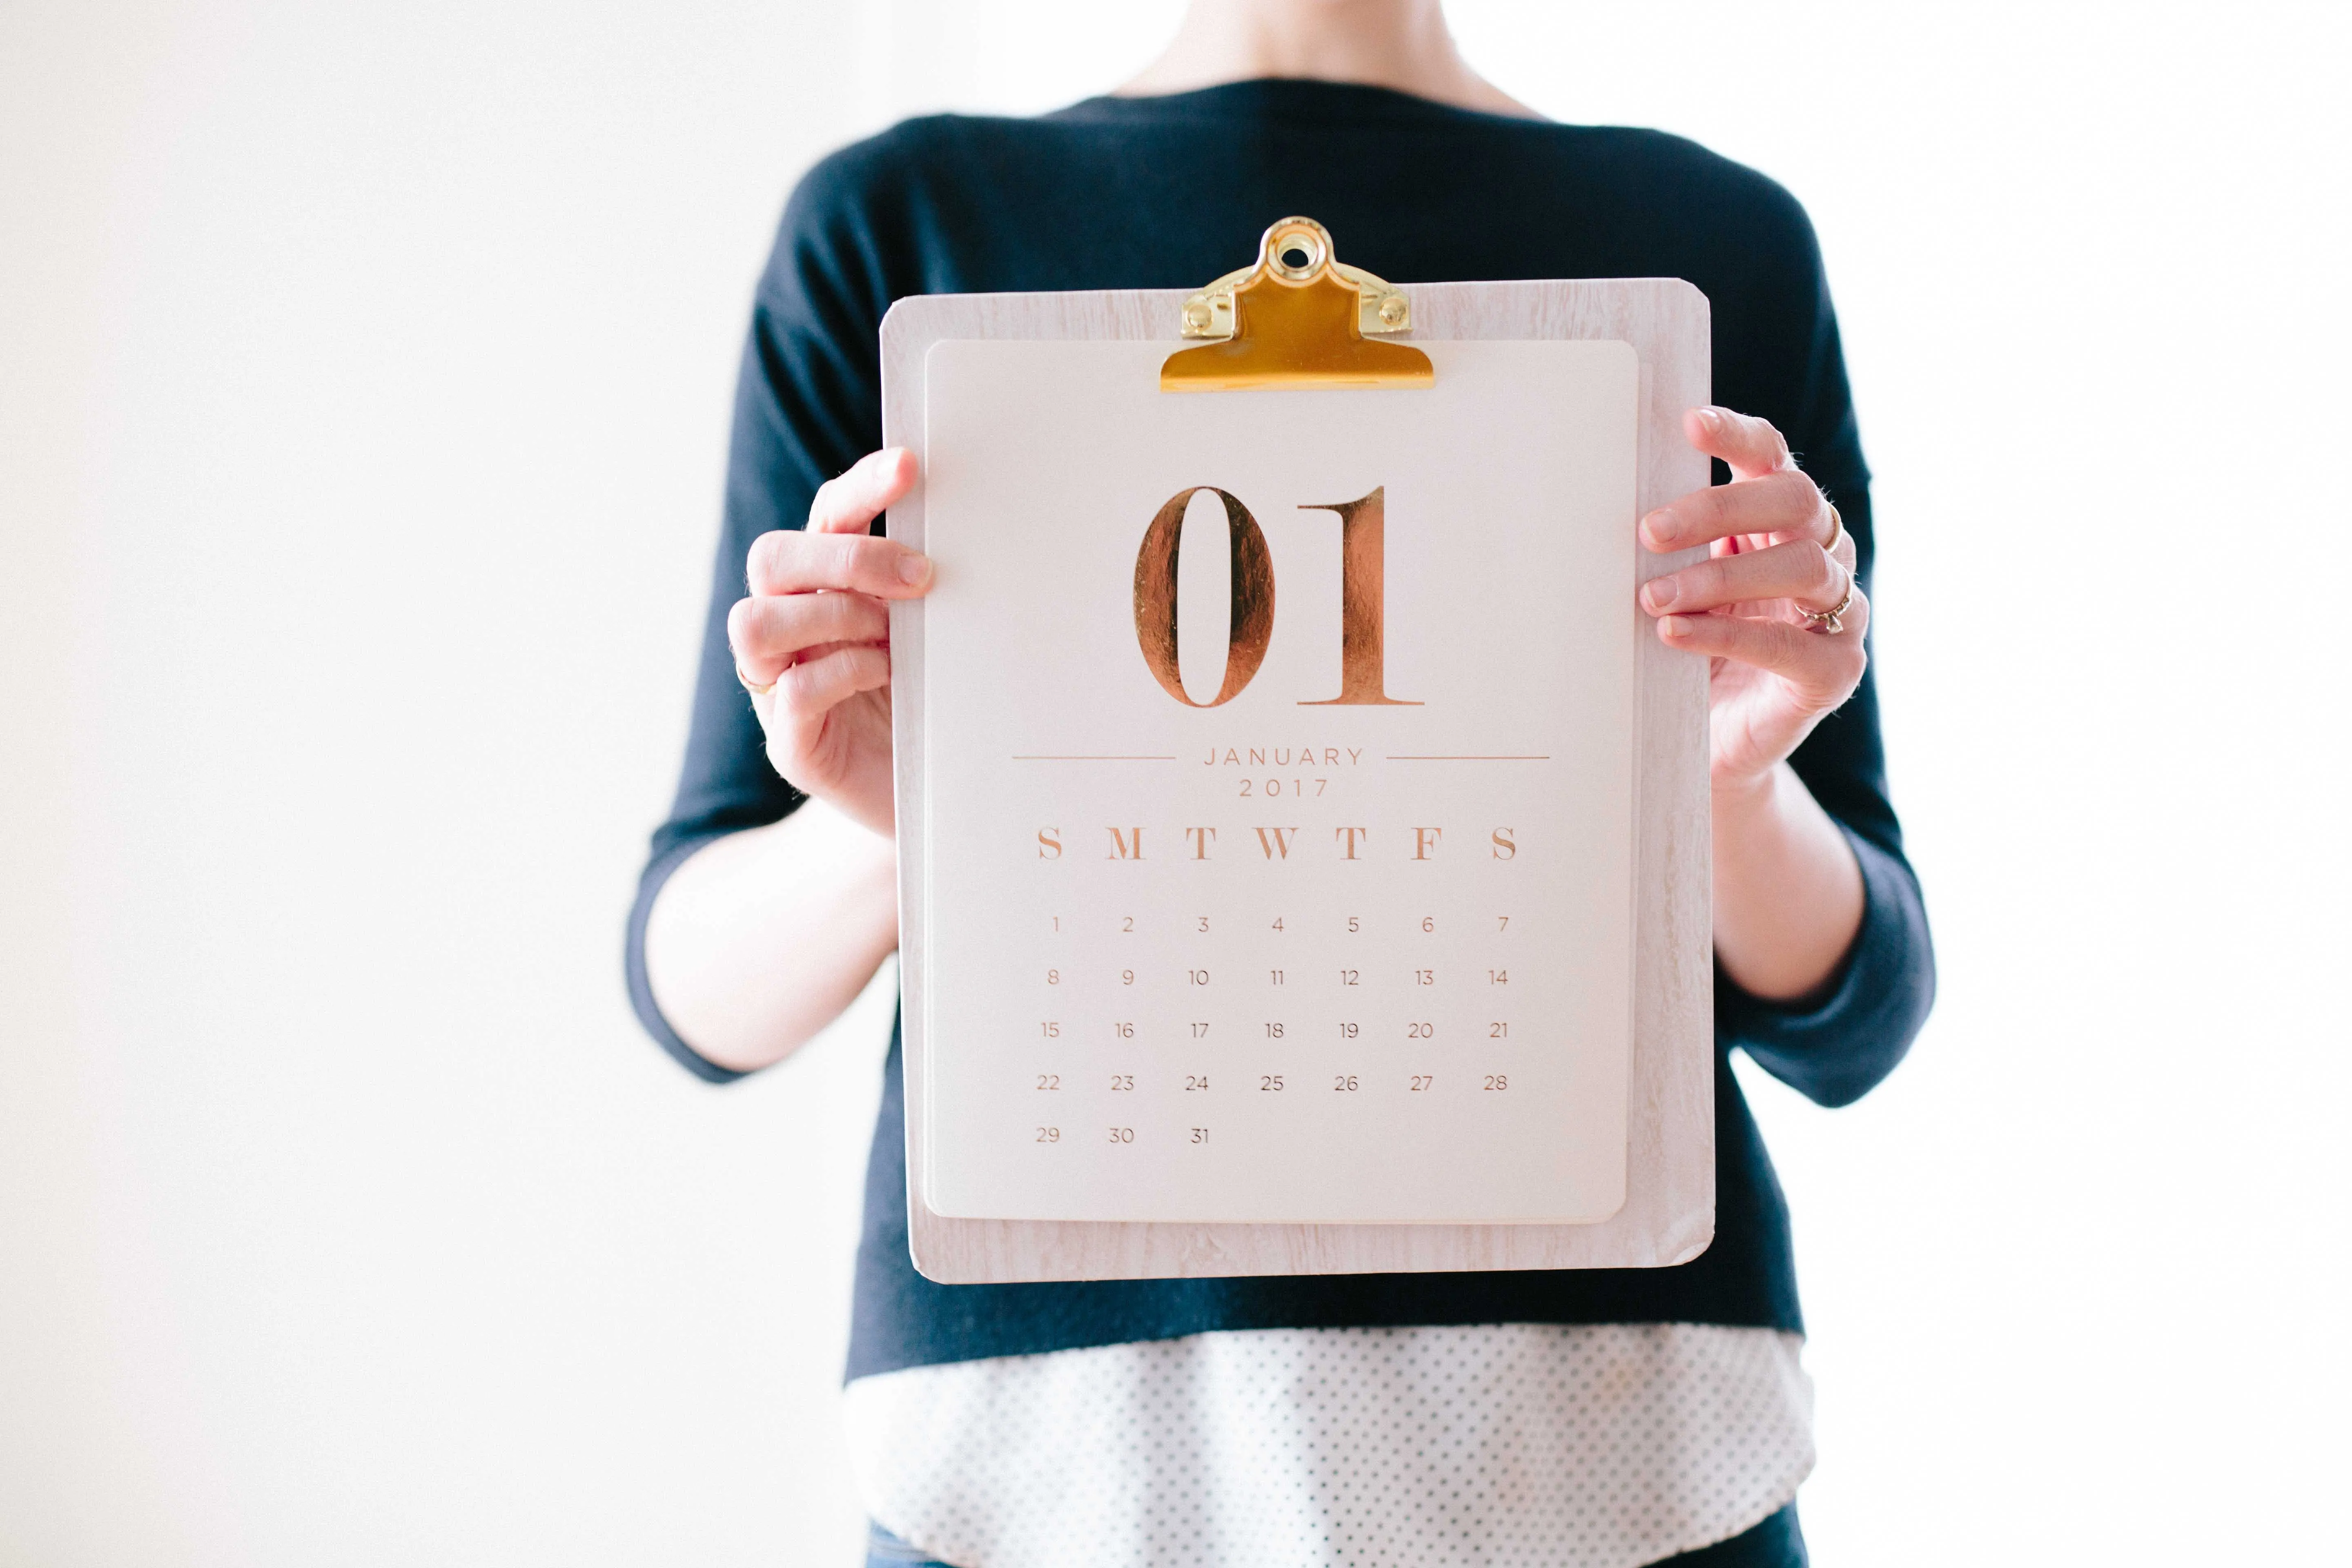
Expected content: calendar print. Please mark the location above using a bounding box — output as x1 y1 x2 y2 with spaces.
915 340 1640 1224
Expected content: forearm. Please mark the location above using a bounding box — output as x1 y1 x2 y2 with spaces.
1712 762 1866 1001
642 799 899 1074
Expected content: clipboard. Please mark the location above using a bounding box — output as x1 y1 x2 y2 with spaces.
885 219 1714 1283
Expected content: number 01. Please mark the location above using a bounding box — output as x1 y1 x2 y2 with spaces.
1132 486 1419 708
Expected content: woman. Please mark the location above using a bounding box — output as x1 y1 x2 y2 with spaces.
627 2 1935 1563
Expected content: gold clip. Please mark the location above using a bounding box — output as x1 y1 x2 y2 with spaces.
1161 218 1432 392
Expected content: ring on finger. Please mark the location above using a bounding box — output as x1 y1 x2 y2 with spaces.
1802 564 1856 636
737 651 796 699
1822 501 1844 556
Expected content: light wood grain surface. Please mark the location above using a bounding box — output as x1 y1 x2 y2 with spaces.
883 280 1713 1283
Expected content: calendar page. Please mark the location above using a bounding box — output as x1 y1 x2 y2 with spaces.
916 338 1639 1225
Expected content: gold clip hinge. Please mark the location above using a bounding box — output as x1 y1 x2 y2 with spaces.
1161 217 1432 392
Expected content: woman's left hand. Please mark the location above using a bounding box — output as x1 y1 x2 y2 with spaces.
1639 405 1869 796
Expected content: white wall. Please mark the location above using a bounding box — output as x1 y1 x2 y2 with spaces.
1 3 896 1563
2 2 2344 1564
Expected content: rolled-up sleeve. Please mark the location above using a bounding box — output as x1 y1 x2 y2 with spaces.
1715 826 1935 1107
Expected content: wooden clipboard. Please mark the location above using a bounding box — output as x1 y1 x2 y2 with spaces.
884 220 1714 1283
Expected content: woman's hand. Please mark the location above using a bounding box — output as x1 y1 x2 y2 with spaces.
1642 406 1869 1000
727 448 930 837
1639 407 1869 799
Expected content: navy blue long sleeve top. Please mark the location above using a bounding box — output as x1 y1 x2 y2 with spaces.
625 80 1935 1381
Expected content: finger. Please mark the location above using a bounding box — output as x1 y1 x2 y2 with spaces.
1641 538 1850 618
1657 608 1869 694
746 528 932 598
809 448 918 536
1684 405 1795 481
1641 467 1828 554
770 642 891 725
728 591 891 682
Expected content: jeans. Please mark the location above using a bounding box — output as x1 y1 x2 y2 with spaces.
865 1503 1807 1567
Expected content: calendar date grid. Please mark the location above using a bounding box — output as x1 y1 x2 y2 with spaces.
1022 898 1537 1154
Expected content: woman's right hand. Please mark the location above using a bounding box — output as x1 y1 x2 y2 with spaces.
726 448 929 837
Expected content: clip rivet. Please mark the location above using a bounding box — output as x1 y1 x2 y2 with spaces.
1161 217 1431 392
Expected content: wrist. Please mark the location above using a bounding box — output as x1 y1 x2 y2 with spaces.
1709 760 1866 1002
825 795 895 840
1711 762 1782 828
793 766 898 840
784 793 899 865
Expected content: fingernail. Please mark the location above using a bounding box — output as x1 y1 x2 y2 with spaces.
1644 577 1678 612
1661 615 1692 638
1642 510 1678 548
897 552 931 586
1696 407 1722 429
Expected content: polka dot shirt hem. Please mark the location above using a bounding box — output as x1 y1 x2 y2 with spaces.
844 1323 1814 1568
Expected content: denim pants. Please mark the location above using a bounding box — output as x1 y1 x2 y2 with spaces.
864 1503 1808 1567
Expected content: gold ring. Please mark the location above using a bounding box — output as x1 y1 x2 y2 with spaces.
1822 501 1844 556
1802 568 1856 635
736 663 777 698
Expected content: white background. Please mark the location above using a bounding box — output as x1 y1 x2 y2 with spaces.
2 2 2344 1564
